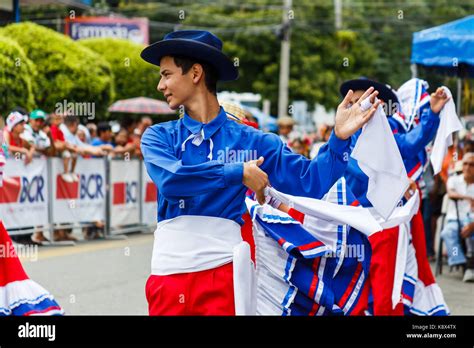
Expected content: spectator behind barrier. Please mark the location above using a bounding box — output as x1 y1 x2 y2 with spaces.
135 116 153 136
86 122 98 143
90 122 115 157
112 128 136 159
22 109 55 157
277 116 295 144
121 118 140 158
288 136 310 158
60 116 108 159
440 153 474 282
310 124 333 159
78 123 91 144
49 113 84 184
3 111 35 165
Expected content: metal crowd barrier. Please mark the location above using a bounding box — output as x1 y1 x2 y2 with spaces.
4 156 157 243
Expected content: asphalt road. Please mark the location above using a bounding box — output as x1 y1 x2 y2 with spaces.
19 232 474 315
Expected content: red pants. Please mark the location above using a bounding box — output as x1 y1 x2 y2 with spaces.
368 227 404 315
410 209 436 286
145 262 235 316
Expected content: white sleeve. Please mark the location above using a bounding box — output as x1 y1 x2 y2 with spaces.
20 130 34 144
447 175 460 192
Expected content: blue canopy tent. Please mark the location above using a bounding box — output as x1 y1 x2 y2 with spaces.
411 15 474 115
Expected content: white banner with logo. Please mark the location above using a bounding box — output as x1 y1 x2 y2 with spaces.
0 158 49 229
110 159 140 230
141 162 158 226
51 157 106 224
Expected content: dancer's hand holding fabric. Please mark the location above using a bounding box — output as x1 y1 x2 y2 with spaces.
243 156 268 205
334 87 382 140
404 179 417 200
430 87 450 114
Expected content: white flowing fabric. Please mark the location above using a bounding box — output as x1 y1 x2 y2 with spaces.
267 187 382 236
370 192 420 230
430 87 463 175
351 98 409 220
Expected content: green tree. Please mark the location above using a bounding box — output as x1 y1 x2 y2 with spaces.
1 22 115 117
80 38 161 101
0 36 37 116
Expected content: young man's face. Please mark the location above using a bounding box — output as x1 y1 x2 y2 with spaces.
77 130 86 143
49 114 62 126
67 122 79 134
101 130 112 142
30 118 44 132
463 156 474 182
158 56 195 110
116 130 128 145
13 121 25 134
278 124 293 136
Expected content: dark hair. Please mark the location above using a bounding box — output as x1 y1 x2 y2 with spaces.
173 56 218 95
97 122 112 136
120 117 137 131
12 106 28 117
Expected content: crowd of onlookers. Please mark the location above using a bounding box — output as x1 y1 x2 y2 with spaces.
0 107 153 244
2 107 152 166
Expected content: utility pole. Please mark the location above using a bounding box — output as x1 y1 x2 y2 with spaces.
334 0 342 30
278 0 292 119
13 0 20 22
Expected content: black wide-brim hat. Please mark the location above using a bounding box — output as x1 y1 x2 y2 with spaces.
141 30 239 81
340 77 399 109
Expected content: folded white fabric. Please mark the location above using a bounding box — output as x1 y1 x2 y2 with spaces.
430 87 463 175
267 187 382 236
351 98 409 220
369 192 420 230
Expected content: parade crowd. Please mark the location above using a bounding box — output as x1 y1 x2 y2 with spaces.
0 109 152 243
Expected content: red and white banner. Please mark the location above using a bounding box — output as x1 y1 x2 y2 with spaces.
51 157 106 224
0 158 49 229
110 159 140 229
141 162 157 226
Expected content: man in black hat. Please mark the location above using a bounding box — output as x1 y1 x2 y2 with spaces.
140 30 381 315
